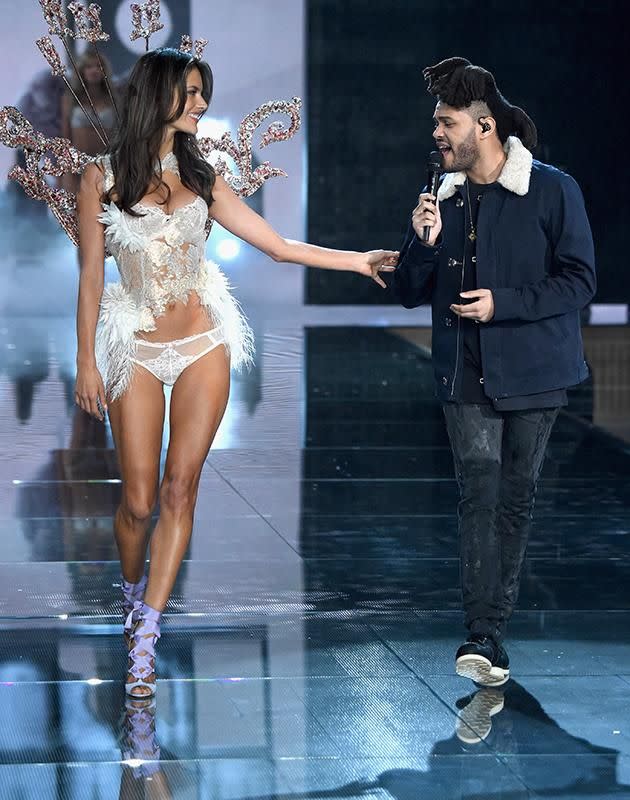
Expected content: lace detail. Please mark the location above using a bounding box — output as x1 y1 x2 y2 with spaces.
97 154 209 318
159 151 180 177
140 346 192 384
132 328 225 385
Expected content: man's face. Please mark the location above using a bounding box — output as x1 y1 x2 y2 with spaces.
432 101 480 173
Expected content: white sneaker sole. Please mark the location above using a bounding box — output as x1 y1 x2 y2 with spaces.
456 654 510 687
456 689 505 744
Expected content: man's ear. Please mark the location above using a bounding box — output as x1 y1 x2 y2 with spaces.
478 116 494 135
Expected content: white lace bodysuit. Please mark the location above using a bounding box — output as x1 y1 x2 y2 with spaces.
94 153 253 399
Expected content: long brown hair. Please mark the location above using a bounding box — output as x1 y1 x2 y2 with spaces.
103 48 216 215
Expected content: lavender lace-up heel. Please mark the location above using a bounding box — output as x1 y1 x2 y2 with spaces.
125 600 161 698
122 696 161 777
122 576 148 648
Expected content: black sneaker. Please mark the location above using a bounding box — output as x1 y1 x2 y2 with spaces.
455 634 510 687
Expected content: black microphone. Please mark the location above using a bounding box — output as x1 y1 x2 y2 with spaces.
422 151 442 243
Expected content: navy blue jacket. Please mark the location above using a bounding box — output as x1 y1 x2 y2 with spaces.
392 139 596 403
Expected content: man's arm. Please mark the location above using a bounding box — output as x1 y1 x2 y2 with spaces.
492 174 596 322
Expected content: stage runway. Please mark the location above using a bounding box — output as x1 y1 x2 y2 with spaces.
1 203 630 798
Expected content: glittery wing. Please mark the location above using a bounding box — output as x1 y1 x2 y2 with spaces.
0 106 93 246
198 97 302 198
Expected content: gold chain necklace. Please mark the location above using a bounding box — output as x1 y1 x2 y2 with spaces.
465 180 477 242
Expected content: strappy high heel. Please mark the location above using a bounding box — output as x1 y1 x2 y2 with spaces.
122 575 148 649
121 696 161 776
125 601 161 698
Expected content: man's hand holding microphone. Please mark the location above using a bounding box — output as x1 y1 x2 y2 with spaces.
414 150 443 248
413 190 442 248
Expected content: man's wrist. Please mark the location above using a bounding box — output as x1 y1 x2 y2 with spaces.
410 235 440 255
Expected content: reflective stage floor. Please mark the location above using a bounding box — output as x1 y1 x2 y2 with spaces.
1 208 630 798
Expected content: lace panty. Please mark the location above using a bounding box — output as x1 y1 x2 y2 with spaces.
132 327 225 385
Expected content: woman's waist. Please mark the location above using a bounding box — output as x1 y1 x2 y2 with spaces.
136 294 215 343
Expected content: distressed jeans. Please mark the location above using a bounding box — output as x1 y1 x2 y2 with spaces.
443 403 559 643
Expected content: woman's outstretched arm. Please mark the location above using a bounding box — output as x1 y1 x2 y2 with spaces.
209 175 398 287
75 162 107 419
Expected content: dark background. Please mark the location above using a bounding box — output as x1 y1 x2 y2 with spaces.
306 0 627 305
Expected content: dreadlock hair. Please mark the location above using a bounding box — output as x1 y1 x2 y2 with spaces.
423 57 538 151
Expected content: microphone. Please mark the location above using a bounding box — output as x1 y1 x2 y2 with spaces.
422 151 442 243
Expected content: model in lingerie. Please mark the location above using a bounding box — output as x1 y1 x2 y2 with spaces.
74 48 398 699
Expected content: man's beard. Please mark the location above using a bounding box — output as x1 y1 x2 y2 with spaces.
443 129 479 173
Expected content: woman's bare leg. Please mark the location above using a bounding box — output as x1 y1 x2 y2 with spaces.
144 345 230 611
108 367 166 583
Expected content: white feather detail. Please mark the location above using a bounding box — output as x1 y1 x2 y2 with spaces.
198 260 255 370
98 202 147 253
95 283 156 401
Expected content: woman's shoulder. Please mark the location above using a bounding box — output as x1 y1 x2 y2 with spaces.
81 160 104 182
91 154 114 191
79 157 113 198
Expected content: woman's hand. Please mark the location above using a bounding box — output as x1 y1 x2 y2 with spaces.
412 192 442 246
356 250 399 288
75 361 108 421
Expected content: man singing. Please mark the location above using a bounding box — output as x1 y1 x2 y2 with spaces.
392 58 596 686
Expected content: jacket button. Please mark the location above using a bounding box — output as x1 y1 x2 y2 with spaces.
444 317 452 327
456 198 464 207
471 256 477 263
442 377 448 385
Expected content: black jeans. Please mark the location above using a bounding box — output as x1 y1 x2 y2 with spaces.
443 403 559 644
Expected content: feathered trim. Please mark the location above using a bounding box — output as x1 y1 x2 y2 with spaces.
96 262 254 400
98 202 145 253
95 283 156 401
198 260 255 370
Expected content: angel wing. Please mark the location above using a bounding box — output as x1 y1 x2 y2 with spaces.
198 97 302 197
0 98 302 247
0 106 92 246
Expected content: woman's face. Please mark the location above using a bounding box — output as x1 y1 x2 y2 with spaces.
82 59 102 87
169 67 207 135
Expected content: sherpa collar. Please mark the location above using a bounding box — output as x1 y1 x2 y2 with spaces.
437 135 533 201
